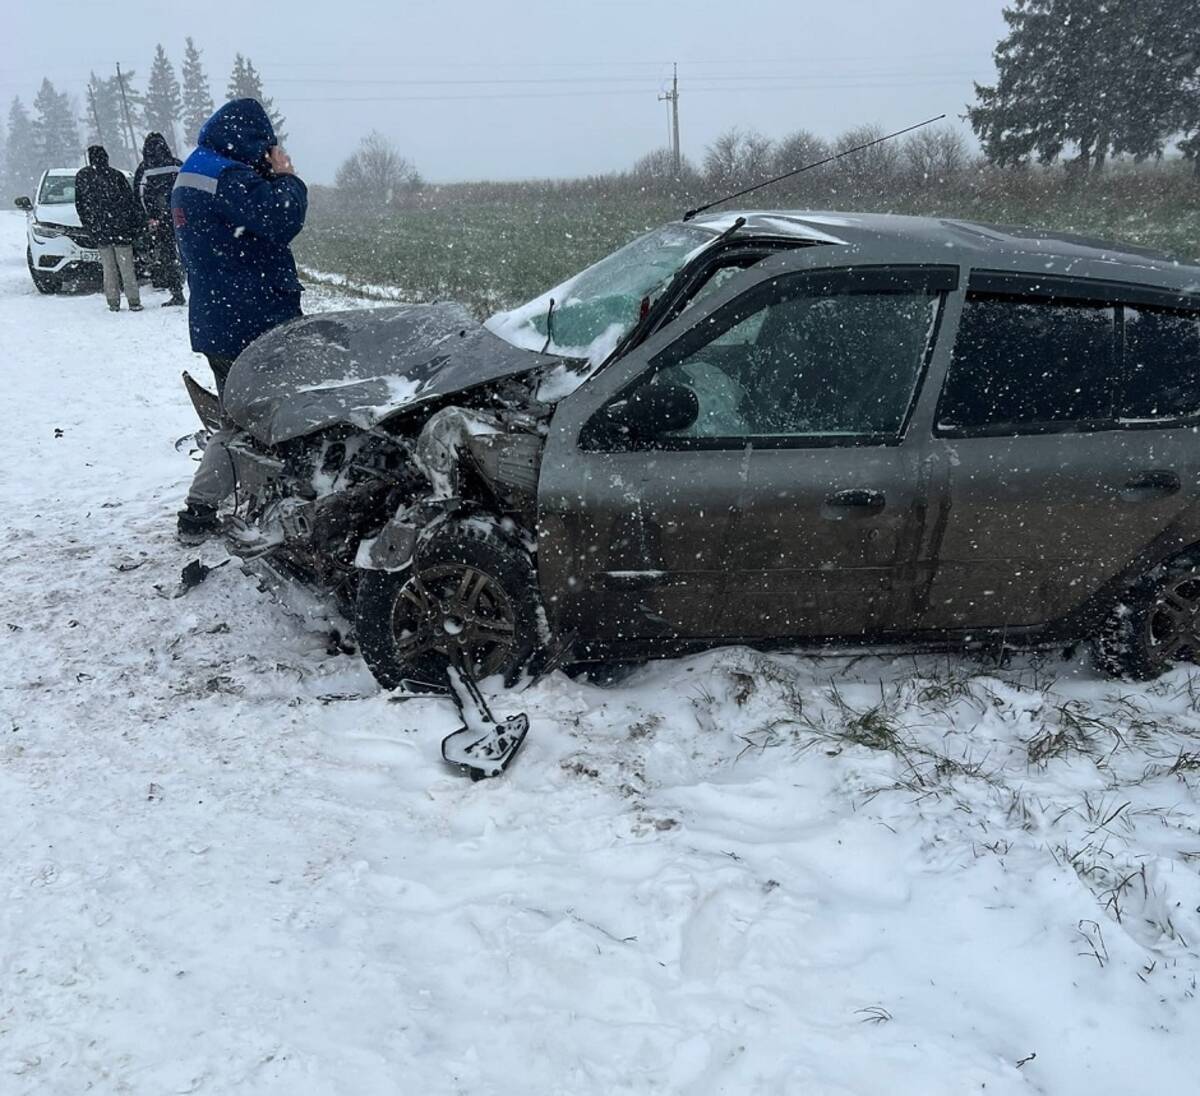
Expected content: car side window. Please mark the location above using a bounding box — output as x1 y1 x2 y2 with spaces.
1119 306 1200 422
936 295 1116 435
651 282 941 443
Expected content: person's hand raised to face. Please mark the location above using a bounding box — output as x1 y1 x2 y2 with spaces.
267 146 294 176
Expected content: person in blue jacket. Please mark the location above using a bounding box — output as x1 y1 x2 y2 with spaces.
172 97 307 541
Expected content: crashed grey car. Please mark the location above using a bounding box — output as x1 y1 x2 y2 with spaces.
184 210 1200 688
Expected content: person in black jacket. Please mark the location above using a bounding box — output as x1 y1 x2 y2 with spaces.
133 132 185 306
75 145 144 312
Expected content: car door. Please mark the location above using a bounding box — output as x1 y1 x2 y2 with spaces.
920 274 1200 630
538 259 957 646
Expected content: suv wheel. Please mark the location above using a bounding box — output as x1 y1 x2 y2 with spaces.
27 248 61 294
1093 552 1200 679
355 517 541 690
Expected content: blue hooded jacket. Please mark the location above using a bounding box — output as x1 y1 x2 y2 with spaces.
172 99 308 359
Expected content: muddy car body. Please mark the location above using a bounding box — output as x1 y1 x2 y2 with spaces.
198 210 1200 685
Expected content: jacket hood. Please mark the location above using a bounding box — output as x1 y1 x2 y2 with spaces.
142 132 176 167
223 304 562 445
198 99 276 166
87 145 109 168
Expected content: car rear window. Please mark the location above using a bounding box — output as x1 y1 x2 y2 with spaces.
937 295 1116 434
1119 306 1200 422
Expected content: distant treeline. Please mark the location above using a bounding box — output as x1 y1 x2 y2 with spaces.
297 148 1200 322
2 40 286 197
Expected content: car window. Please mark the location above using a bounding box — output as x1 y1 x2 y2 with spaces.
937 295 1116 434
653 285 940 441
38 175 76 204
1119 306 1200 423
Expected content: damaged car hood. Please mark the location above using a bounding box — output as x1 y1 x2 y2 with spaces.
223 303 563 445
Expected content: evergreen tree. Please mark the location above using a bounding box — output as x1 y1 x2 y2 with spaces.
5 97 41 197
86 73 133 168
226 53 287 143
969 0 1199 172
31 79 81 167
180 37 215 147
1163 19 1200 175
143 44 182 149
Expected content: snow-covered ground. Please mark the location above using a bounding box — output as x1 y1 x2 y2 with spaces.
3 207 1200 1094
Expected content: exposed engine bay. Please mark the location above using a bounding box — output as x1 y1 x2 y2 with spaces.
204 375 552 617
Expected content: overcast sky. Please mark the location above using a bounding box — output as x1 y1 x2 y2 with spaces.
2 0 1010 184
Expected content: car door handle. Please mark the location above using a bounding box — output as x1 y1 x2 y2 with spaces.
1121 470 1180 500
823 489 886 517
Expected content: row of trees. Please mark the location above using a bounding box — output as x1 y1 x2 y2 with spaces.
2 41 287 198
628 124 971 197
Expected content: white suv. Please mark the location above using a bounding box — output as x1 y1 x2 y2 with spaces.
15 167 147 294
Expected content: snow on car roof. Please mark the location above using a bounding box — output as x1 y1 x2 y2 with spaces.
44 167 82 176
697 208 1200 288
691 210 854 245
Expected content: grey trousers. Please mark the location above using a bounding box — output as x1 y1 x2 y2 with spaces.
187 355 237 510
98 244 140 308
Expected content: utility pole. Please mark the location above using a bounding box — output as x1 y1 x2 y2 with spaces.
658 63 681 176
86 80 102 145
115 62 139 167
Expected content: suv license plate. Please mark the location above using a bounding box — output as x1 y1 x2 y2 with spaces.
80 249 98 262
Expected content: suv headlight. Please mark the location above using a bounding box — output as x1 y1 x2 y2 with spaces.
31 222 65 240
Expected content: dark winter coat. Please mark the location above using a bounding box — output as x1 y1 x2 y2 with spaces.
133 132 181 222
171 99 307 359
75 146 143 246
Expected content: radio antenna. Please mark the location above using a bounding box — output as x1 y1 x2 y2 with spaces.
683 113 946 222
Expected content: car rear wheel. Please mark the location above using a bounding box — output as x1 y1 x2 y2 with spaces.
27 249 61 294
355 517 541 690
1092 552 1200 679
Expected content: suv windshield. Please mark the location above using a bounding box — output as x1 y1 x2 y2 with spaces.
485 223 718 363
38 175 77 205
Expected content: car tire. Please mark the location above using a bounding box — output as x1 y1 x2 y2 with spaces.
27 249 61 294
1092 551 1200 680
355 517 541 690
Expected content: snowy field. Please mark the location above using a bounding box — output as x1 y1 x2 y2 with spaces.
4 207 1200 1094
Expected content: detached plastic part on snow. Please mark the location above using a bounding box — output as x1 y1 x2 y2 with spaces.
441 664 530 780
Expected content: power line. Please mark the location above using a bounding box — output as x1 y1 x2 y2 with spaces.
264 69 978 87
258 50 976 72
277 75 974 105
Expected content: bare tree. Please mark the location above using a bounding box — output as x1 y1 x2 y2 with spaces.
832 123 902 196
772 130 830 175
703 128 775 191
904 126 971 181
335 131 421 209
630 147 698 185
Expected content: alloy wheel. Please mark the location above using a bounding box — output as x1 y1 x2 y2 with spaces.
1144 573 1200 663
390 562 518 678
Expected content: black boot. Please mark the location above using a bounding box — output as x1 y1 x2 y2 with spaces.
177 502 219 545
162 295 185 307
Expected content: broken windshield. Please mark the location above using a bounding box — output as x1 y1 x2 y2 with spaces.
484 222 719 365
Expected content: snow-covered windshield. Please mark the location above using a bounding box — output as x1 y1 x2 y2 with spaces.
485 222 718 364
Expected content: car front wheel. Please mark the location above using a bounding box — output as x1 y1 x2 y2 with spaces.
1093 552 1200 679
355 517 541 690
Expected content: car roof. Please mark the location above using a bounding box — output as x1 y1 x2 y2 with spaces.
44 167 80 176
690 209 1200 296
